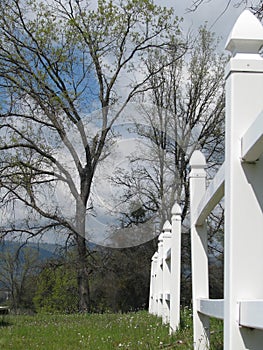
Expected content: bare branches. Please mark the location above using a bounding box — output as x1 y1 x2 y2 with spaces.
188 0 263 23
0 0 184 248
110 26 225 229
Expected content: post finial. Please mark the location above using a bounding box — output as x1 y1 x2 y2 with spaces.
163 220 172 232
152 252 158 261
171 202 182 216
189 150 206 178
225 10 263 56
189 150 206 169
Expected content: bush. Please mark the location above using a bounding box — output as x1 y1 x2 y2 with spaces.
34 264 78 313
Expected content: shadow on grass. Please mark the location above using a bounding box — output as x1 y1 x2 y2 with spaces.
0 317 12 327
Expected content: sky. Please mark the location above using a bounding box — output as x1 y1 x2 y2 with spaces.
156 0 255 51
4 0 260 248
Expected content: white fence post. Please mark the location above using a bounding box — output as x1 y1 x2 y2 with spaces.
224 10 263 349
152 252 159 315
162 220 172 324
149 251 158 315
170 203 182 333
190 150 210 349
157 232 164 318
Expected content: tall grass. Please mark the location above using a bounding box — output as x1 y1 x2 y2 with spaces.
0 309 223 349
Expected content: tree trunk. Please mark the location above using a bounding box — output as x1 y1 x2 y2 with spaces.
75 200 91 313
75 233 91 313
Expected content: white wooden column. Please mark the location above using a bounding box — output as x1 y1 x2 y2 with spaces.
148 254 154 314
162 220 172 324
157 232 164 318
149 251 158 314
224 10 263 350
170 203 182 333
152 252 159 315
190 150 210 349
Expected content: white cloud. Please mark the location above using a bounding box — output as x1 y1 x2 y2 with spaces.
156 0 257 50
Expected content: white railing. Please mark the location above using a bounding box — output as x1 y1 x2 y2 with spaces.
149 10 263 349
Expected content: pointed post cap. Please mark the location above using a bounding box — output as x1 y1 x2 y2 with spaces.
225 10 263 55
189 150 206 169
152 252 158 261
171 202 182 216
163 220 172 232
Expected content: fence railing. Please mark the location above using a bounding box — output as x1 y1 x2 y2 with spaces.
148 10 263 349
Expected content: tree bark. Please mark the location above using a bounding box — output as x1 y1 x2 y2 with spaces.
75 200 90 313
75 233 91 313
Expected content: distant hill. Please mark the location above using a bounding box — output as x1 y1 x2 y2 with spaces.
0 240 61 261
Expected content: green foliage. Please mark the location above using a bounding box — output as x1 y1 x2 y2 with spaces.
33 264 78 314
89 243 155 313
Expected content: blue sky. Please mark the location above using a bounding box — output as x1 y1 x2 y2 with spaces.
4 0 259 248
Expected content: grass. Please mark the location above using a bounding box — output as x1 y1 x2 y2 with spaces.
0 309 223 349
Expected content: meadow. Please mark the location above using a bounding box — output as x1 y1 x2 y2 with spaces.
0 309 223 349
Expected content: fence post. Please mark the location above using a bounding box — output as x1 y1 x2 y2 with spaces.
170 203 182 333
224 10 263 349
157 232 164 318
148 255 154 314
189 150 209 349
149 251 158 314
152 252 159 315
162 220 172 324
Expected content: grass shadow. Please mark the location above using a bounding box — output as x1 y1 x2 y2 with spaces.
0 317 12 327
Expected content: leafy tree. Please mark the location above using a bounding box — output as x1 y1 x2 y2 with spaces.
0 0 185 311
89 244 153 313
34 260 78 314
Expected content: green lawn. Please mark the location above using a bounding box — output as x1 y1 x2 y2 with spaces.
0 309 222 349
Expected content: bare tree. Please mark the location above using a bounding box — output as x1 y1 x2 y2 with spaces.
0 245 39 312
0 0 185 311
112 26 226 229
108 27 226 302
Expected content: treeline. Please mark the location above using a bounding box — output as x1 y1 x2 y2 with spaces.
0 241 154 313
0 236 223 314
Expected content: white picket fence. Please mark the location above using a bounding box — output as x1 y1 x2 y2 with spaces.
148 10 263 349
